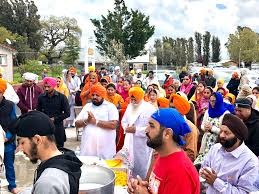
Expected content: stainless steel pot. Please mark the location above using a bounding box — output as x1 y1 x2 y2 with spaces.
79 165 115 194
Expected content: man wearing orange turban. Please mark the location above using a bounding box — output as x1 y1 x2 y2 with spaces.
170 94 191 115
0 78 7 94
115 86 156 178
0 78 20 193
75 84 119 159
128 86 145 103
170 94 199 162
157 97 169 108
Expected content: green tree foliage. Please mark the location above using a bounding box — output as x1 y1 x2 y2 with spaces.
226 26 259 67
0 26 32 64
17 60 50 77
195 32 202 63
202 31 211 66
106 39 128 70
62 36 81 65
211 36 221 62
40 16 81 64
91 0 154 59
153 37 189 66
0 0 42 52
154 39 163 65
187 37 194 63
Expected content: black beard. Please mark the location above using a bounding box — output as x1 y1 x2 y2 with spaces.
219 136 238 149
146 128 164 149
30 141 39 164
92 99 104 106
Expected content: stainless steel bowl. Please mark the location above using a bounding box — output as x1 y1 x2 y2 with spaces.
79 165 115 194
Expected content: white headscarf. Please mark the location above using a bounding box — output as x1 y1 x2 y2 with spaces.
23 72 38 82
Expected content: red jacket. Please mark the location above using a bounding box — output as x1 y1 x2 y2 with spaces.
17 83 43 114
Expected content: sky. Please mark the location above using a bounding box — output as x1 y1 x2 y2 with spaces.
34 0 259 60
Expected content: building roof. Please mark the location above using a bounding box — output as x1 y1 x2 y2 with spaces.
0 44 16 53
127 52 150 63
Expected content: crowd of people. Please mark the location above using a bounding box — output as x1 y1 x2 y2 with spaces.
0 65 259 193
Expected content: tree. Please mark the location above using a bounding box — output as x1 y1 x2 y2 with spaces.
186 37 194 63
0 0 42 53
40 16 81 64
91 0 154 60
154 39 163 65
202 31 211 66
211 36 221 62
226 27 259 67
195 32 202 63
62 36 81 64
0 26 32 64
106 39 128 70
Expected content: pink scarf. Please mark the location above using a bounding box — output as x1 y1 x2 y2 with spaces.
180 81 194 95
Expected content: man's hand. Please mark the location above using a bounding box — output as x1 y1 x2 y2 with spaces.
127 176 150 194
200 168 217 185
126 124 136 133
204 122 212 132
88 111 96 125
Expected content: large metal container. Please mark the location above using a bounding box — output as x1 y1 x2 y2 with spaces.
79 165 115 194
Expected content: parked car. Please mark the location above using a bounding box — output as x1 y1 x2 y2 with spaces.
154 70 178 86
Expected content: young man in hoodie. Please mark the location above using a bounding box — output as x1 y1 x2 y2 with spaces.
11 111 82 194
17 72 43 114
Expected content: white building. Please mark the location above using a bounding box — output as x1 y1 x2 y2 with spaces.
0 44 16 81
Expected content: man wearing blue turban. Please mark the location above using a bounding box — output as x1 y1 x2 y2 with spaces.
127 108 200 194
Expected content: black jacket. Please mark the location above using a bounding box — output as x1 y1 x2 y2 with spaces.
0 97 16 144
244 109 259 156
37 91 70 146
227 78 240 97
34 148 82 194
205 76 216 88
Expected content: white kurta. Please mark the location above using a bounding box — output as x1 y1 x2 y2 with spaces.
120 101 156 179
75 100 119 159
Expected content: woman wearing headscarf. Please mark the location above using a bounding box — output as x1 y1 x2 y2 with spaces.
227 71 240 97
80 72 99 106
252 86 259 110
247 94 258 111
216 87 228 97
180 74 196 100
194 92 229 168
237 84 252 99
190 81 206 111
118 79 132 100
166 84 176 99
106 83 124 109
147 89 159 109
55 76 69 98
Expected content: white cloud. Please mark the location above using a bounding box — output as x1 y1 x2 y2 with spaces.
34 0 259 60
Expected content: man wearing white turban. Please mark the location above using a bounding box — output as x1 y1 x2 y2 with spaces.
17 72 43 114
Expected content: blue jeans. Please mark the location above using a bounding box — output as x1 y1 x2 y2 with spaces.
4 149 16 191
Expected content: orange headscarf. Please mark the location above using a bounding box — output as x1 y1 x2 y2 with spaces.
69 66 77 74
170 94 190 115
100 76 111 83
129 87 145 101
157 97 169 108
0 78 7 93
80 72 99 106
